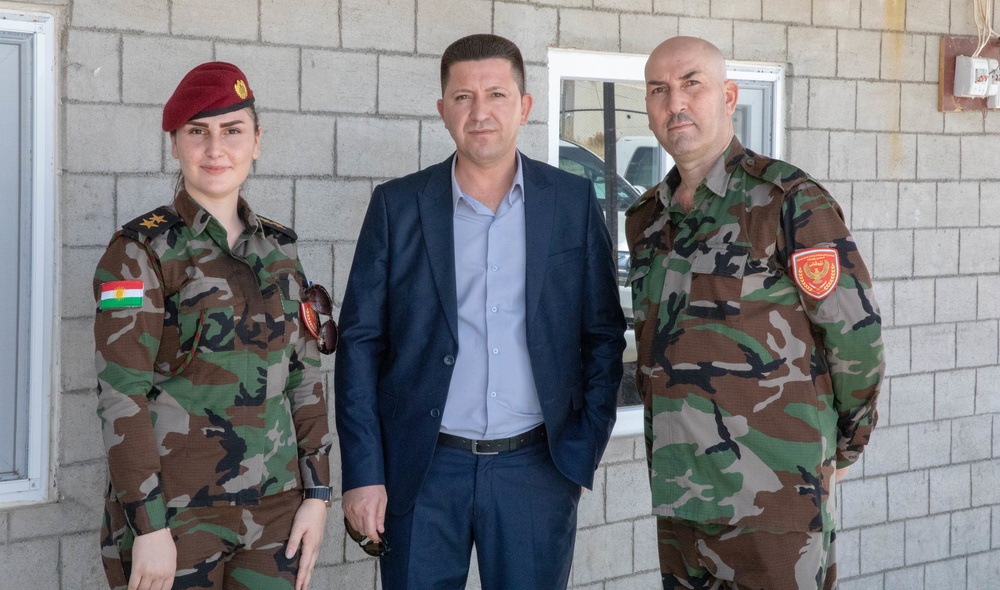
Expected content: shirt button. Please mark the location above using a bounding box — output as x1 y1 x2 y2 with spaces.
443 355 455 365
430 408 441 418
492 348 499 354
491 265 498 271
491 306 498 313
490 392 497 398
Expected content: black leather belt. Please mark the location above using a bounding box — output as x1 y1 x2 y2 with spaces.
437 424 547 456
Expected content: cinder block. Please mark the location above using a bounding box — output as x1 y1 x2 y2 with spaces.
571 522 633 584
116 176 175 226
655 0 709 17
0 539 59 587
620 14 680 56
788 78 809 129
925 557 967 590
536 0 590 6
295 179 372 242
967 551 1000 588
341 0 415 51
66 105 161 173
889 374 932 425
960 227 1000 274
911 324 956 372
915 136 961 181
977 366 1000 413
0 512 6 543
518 123 548 163
877 134 915 179
881 326 911 377
952 507 991 555
956 321 999 369
594 0 654 10
835 527 860 578
10 461 105 539
906 0 950 33
912 228 958 277
378 56 441 117
677 18 733 56
979 276 1000 320
334 241 359 306
810 79 858 131
825 181 852 227
316 510 346 566
862 0 906 30
606 462 651 522
495 3 559 63
416 0 491 55
924 38 939 82
816 0 860 27
262 0 339 47
893 278 934 326
881 33 925 82
838 574 884 590
337 118 419 179
122 36 213 105
256 113 335 176
711 0 761 19
950 0 978 35
887 470 928 520
962 136 1000 180
632 516 658 573
302 50 378 115
934 277 977 323
971 459 1000 506
837 30 881 78
981 181 1000 225
840 476 887 528
829 132 877 180
560 9 620 53
605 571 661 589
66 30 120 103
897 182 936 228
865 425 908 476
761 0 811 23
420 120 458 170
934 370 976 420
732 22 786 62
310 560 377 588
298 243 334 305
72 0 168 32
873 230 913 278
171 0 256 39
899 84 943 134
578 467 606 528
787 130 829 179
851 182 898 229
601 436 636 465
524 65 548 124
62 317 96 394
944 111 985 134
884 566 923 590
853 230 873 269
216 44 301 112
788 28 837 77
60 531 106 590
859 521 905 574
63 246 103 320
929 464 971 513
62 175 116 247
905 513 951 564
243 178 295 226
908 420 952 469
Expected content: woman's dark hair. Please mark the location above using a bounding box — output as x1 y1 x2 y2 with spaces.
440 34 526 95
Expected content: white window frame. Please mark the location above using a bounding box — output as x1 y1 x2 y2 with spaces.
0 9 56 505
547 49 784 437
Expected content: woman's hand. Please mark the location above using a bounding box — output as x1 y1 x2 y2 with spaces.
286 498 329 590
128 527 176 590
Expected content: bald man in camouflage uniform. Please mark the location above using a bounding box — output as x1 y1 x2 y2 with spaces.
627 37 884 589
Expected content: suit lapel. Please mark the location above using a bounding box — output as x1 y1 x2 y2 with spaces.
418 157 460 343
523 157 554 326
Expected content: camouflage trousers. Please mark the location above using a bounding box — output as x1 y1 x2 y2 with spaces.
657 518 837 590
101 488 302 590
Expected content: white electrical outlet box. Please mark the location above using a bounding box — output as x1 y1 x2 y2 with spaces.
954 55 994 97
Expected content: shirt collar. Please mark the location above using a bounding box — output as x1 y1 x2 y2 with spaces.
173 190 261 237
657 136 742 209
450 151 525 212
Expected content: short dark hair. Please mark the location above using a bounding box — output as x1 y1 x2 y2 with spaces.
440 34 526 95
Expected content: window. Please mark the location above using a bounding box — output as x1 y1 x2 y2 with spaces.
547 49 784 436
0 10 55 504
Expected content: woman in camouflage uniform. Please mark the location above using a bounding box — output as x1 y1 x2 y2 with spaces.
93 62 334 590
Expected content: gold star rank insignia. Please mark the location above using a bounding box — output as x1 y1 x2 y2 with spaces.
139 213 167 229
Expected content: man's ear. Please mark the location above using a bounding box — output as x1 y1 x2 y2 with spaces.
724 80 739 116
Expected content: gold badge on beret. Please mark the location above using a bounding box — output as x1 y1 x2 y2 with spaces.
234 79 248 100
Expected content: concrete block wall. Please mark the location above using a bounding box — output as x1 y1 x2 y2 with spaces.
2 0 999 588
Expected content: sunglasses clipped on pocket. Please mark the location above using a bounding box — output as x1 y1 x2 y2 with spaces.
300 282 339 355
344 517 391 557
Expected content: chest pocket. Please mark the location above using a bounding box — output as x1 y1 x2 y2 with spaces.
175 277 237 363
687 243 749 321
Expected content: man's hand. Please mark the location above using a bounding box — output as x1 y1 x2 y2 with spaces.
286 498 329 590
342 485 387 542
128 527 176 590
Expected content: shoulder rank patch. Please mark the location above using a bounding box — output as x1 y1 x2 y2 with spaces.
100 280 143 310
122 206 182 240
258 215 298 241
791 248 840 300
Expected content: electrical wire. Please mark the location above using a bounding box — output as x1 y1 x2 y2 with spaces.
973 0 998 57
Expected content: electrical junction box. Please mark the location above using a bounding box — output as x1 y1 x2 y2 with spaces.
954 55 997 97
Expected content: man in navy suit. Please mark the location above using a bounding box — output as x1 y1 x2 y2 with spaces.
335 33 627 589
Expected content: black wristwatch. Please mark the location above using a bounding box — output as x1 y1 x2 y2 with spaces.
303 487 333 507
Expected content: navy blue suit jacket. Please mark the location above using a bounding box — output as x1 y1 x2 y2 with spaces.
335 153 627 516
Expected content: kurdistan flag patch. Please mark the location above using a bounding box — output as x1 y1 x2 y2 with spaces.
100 280 143 310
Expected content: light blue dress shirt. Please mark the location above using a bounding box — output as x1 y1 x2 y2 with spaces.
440 153 543 440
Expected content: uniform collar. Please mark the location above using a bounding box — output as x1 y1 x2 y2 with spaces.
173 190 262 237
657 136 743 210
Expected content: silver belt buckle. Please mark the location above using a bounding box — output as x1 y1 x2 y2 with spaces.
471 440 499 456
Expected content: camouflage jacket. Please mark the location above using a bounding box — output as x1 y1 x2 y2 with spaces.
93 192 331 537
625 138 883 533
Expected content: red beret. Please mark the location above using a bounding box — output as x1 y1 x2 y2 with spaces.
162 62 255 132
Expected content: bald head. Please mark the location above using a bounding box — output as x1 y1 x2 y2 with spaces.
646 36 727 87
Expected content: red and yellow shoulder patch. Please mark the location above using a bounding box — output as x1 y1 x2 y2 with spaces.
791 248 840 300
